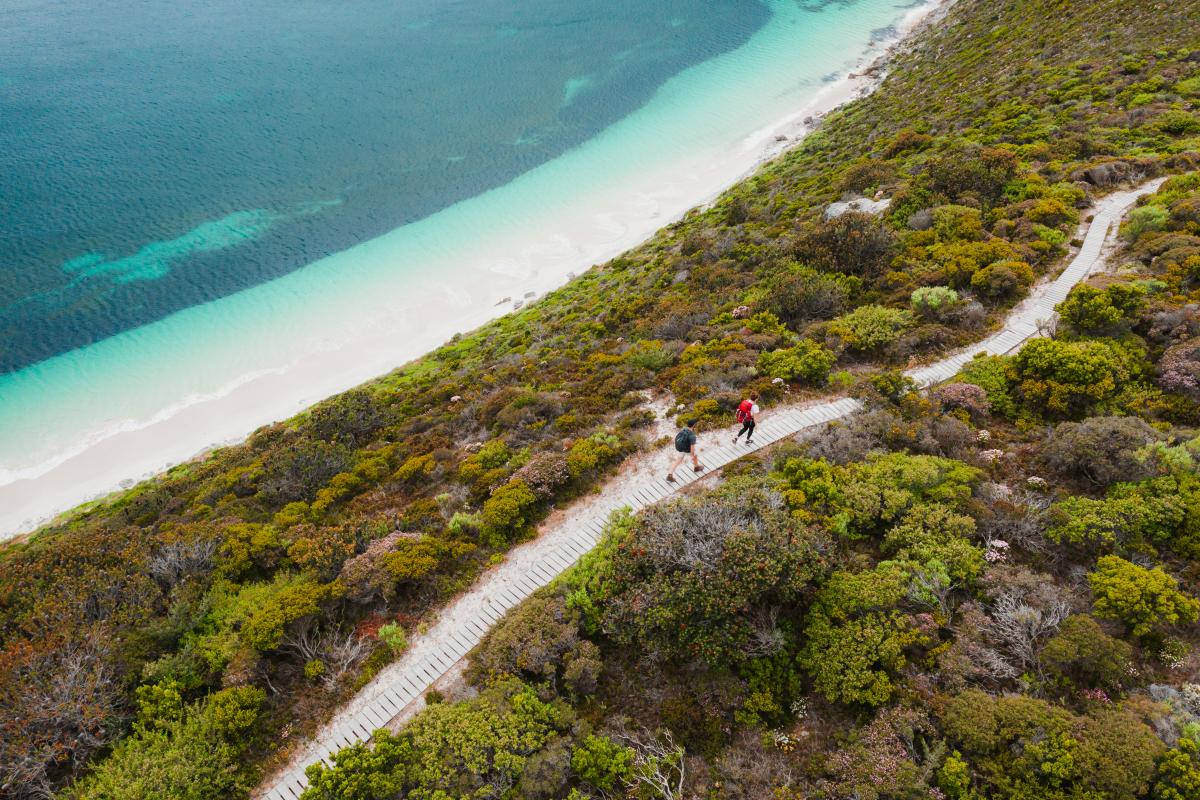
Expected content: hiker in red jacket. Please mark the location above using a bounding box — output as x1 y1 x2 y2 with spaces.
732 392 759 445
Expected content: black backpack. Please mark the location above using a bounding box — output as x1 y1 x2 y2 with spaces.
674 429 695 452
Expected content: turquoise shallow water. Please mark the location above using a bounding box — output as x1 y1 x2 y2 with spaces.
0 0 925 514
0 0 765 370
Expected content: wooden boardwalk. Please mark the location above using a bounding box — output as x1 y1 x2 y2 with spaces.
259 180 1162 800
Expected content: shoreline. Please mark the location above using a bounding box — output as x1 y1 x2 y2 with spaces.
0 0 950 542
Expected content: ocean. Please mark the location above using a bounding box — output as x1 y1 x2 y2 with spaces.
0 0 929 535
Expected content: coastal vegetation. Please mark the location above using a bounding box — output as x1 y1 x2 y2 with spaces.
1 0 1199 796
303 172 1200 799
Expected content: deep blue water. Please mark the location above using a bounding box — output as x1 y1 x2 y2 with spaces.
0 0 767 372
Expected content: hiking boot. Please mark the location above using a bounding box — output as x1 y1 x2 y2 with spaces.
666 474 676 482
693 464 705 473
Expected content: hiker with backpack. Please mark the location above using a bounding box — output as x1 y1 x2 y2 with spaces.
733 392 759 445
666 418 703 482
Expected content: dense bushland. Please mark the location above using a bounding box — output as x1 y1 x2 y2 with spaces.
306 178 1200 799
2 0 1199 796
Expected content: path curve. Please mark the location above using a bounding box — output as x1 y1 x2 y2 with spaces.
258 178 1163 800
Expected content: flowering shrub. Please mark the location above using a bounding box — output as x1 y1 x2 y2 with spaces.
1158 340 1200 399
511 452 571 499
935 382 992 419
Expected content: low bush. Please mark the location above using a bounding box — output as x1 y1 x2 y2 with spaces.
756 340 838 383
1009 338 1140 418
828 305 916 352
911 285 961 321
970 259 1034 299
1088 555 1199 637
480 480 539 545
800 563 923 706
1041 416 1163 486
64 686 264 800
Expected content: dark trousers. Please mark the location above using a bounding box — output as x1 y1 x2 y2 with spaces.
735 419 755 441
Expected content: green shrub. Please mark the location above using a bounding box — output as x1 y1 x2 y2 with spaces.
911 285 961 320
744 311 790 337
395 453 436 483
800 563 923 706
924 145 1017 205
882 503 984 583
938 751 973 800
1009 338 1138 418
301 678 568 800
571 735 634 792
755 265 860 327
467 593 589 687
1088 555 1199 637
960 354 1019 418
304 659 326 681
480 479 539 545
970 259 1034 299
782 452 982 538
458 439 512 485
1056 284 1145 336
566 432 621 479
828 305 916 352
1026 197 1078 227
933 204 985 241
377 622 407 655
66 686 264 800
757 340 838 383
1152 737 1200 800
1039 615 1132 688
1047 495 1159 550
624 340 674 372
598 480 824 665
191 573 335 671
448 511 482 538
1156 109 1200 135
1125 205 1171 241
940 689 1163 800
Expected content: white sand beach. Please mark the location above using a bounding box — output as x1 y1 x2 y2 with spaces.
0 0 947 540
